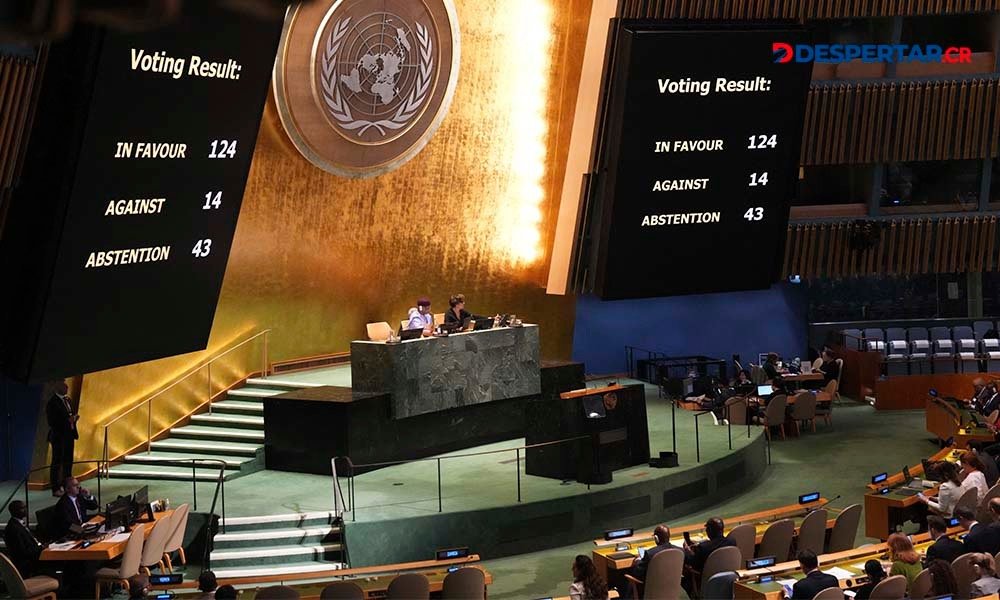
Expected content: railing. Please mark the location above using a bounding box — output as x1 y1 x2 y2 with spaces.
101 329 272 475
624 346 667 380
336 436 592 522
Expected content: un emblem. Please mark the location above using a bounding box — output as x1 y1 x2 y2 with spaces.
273 0 460 178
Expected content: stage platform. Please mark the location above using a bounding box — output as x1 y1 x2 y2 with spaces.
3 374 769 571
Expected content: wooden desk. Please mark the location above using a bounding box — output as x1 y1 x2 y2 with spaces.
927 396 963 443
560 384 625 400
780 373 824 383
592 500 836 587
40 510 173 562
875 373 990 410
734 527 968 600
863 447 959 539
956 426 996 449
236 562 492 599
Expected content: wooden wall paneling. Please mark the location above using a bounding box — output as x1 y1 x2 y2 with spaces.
0 60 17 189
885 220 897 275
1 62 29 189
930 82 944 159
782 225 793 279
949 218 960 272
830 223 842 278
842 222 854 277
922 217 933 274
943 81 956 158
992 81 1000 156
790 224 804 277
956 81 970 158
904 82 918 161
933 218 945 273
807 224 819 278
988 217 998 272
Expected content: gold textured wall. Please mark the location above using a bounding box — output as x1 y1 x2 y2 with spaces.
48 0 593 475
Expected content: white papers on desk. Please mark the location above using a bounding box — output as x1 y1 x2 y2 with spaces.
46 542 77 551
824 567 856 580
777 579 797 597
107 532 130 543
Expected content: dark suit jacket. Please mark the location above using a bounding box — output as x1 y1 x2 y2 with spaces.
964 522 1000 555
3 518 43 576
46 393 78 442
632 542 680 581
927 535 966 564
444 308 471 325
53 493 99 539
790 570 840 600
685 535 736 572
820 360 840 384
983 392 1000 417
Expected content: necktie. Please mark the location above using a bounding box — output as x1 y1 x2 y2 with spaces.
72 497 81 522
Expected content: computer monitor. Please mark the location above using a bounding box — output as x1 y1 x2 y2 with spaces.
756 384 773 397
105 496 132 530
133 485 148 507
399 328 423 341
903 465 912 483
871 472 888 485
473 317 495 331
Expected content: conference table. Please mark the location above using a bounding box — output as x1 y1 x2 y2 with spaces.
862 446 959 540
734 526 969 599
591 498 838 586
39 509 173 562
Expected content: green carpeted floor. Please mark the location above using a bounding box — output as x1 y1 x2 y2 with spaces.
482 400 937 600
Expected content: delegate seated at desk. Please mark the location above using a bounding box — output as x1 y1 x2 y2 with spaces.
681 517 736 594
631 525 678 581
819 349 840 383
406 297 434 336
445 294 472 325
970 378 1000 416
790 550 839 600
4 500 44 576
53 476 99 539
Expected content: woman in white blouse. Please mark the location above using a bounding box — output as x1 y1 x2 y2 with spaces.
919 461 964 517
961 452 991 504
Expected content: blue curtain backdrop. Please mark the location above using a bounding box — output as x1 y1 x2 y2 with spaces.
572 283 809 376
1 376 41 481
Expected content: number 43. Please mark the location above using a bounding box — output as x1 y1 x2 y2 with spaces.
744 207 764 221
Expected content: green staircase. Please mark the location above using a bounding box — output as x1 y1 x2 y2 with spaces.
107 378 322 482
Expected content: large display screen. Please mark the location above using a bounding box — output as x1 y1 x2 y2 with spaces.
592 23 812 300
0 7 281 381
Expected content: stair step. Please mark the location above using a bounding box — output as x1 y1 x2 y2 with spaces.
150 439 261 456
210 401 264 415
190 414 264 430
214 526 341 549
210 543 343 567
227 388 284 399
108 465 221 481
212 561 346 580
170 425 265 443
124 452 247 469
246 377 326 390
221 511 338 532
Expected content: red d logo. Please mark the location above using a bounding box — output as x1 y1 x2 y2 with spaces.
772 42 793 63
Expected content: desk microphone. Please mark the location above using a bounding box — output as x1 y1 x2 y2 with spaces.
807 494 841 514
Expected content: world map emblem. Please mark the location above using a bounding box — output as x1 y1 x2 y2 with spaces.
273 0 460 178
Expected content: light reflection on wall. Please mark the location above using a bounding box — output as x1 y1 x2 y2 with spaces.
493 0 553 265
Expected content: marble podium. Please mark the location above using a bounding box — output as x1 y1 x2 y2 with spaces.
350 324 541 418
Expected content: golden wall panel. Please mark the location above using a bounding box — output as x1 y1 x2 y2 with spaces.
53 0 592 474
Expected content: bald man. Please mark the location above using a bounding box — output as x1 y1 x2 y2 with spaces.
632 525 679 581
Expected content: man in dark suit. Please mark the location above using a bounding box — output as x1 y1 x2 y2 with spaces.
790 550 839 599
52 477 99 539
631 525 679 581
956 505 1000 555
925 516 965 564
681 517 737 595
46 381 79 495
3 500 44 576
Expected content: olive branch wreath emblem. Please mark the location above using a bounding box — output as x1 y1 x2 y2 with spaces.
320 16 434 138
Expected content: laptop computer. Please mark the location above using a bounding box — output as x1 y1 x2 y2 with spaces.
756 384 774 397
473 317 495 331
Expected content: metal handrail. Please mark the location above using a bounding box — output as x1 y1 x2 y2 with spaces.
338 435 592 521
101 329 272 474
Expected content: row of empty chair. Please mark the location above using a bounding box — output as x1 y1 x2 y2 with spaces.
843 322 1000 374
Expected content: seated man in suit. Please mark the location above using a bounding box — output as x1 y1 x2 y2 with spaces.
681 517 736 594
925 515 965 564
53 476 99 539
3 500 44 576
631 525 679 581
790 549 839 599
956 505 1000 556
